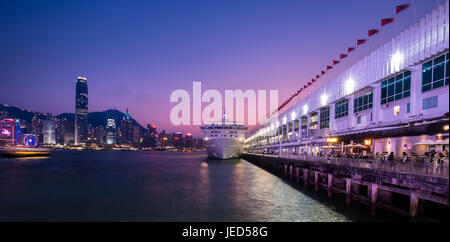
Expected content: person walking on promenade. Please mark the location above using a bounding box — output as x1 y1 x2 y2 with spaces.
388 152 395 161
402 152 408 163
387 152 395 168
432 151 442 175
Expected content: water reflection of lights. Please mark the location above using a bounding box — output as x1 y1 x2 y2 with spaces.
196 160 210 210
12 156 50 161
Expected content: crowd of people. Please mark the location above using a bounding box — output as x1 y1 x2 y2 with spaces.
297 148 449 164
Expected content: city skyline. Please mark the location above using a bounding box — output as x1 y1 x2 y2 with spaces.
0 0 448 225
0 0 441 136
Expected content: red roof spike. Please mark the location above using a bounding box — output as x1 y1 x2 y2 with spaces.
333 60 339 65
357 39 366 45
348 47 354 52
340 54 347 59
316 75 320 79
311 79 316 82
368 29 379 36
326 65 333 70
381 18 394 26
321 70 326 75
396 3 410 14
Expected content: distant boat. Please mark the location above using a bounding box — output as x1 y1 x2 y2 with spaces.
200 114 247 159
0 147 51 157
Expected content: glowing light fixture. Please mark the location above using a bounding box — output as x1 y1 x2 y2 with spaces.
282 116 287 125
321 93 328 106
303 105 308 115
291 111 296 120
345 78 355 95
391 51 404 73
326 137 338 143
394 106 400 116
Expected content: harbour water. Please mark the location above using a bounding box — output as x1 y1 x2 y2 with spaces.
0 151 407 221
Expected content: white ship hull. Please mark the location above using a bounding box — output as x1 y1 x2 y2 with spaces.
205 137 244 159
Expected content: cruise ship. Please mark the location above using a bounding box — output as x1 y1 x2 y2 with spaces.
201 116 247 159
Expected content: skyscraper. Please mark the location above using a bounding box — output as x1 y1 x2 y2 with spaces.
105 118 116 145
120 108 133 145
75 76 88 145
43 119 56 144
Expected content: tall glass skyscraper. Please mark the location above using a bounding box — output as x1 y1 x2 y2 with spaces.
43 119 56 144
75 76 88 145
120 108 133 145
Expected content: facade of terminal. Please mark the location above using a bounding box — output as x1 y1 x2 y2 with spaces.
245 1 449 158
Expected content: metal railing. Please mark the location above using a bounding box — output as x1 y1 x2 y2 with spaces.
245 153 449 178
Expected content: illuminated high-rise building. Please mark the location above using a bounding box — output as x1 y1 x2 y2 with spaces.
43 119 56 144
105 118 116 145
75 76 88 145
120 108 133 145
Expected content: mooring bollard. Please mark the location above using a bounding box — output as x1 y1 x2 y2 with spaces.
284 164 288 177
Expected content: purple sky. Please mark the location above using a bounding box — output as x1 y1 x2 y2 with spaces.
0 0 437 136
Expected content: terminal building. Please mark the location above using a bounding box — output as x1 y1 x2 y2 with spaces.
245 1 449 157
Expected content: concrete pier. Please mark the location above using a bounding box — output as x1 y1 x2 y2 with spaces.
242 153 449 220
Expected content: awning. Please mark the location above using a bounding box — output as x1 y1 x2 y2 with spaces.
343 144 368 148
435 139 449 145
330 118 448 141
414 139 438 145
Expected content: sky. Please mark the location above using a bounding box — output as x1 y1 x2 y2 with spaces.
0 0 440 136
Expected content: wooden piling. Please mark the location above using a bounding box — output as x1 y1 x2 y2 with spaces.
370 183 378 216
345 178 351 206
303 169 309 187
289 165 293 179
314 171 319 191
295 167 300 183
410 192 419 217
327 174 333 197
